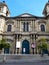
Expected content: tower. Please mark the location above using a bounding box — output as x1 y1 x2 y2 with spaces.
43 0 49 16
0 1 10 17
0 1 10 34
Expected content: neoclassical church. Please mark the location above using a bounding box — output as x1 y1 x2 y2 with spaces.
0 1 49 54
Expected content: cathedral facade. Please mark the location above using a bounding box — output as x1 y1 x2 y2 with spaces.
0 1 49 54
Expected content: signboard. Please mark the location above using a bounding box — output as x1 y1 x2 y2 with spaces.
31 43 36 48
16 41 21 48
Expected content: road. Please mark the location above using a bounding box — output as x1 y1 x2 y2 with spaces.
0 61 49 65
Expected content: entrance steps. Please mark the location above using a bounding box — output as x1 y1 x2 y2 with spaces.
0 54 49 62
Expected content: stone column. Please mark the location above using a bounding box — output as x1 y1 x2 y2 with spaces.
17 35 19 41
16 35 19 54
34 35 37 54
21 22 23 32
32 20 33 31
32 35 35 54
14 35 16 54
30 34 34 54
13 35 18 54
20 21 21 32
29 23 31 32
32 20 35 32
30 35 33 43
19 35 22 54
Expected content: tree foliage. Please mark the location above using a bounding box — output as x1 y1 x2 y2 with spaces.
0 38 10 50
38 38 47 51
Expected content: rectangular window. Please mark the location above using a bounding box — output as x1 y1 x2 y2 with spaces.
7 25 11 32
23 22 29 32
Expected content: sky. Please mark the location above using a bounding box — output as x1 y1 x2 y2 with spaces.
0 0 48 17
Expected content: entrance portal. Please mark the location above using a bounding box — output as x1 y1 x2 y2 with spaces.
4 48 9 54
22 40 30 54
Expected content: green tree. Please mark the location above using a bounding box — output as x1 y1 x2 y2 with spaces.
4 43 10 48
0 38 10 53
0 38 6 50
38 38 47 56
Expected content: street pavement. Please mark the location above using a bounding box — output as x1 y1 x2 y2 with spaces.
0 61 49 65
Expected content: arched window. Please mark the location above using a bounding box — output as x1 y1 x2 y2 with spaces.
41 24 45 32
7 25 12 32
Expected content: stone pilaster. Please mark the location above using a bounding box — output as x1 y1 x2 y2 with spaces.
34 35 37 54
19 35 22 54
30 34 33 54
20 21 21 31
33 20 35 31
15 35 19 54
14 35 16 54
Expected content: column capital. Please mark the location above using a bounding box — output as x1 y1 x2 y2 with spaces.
30 34 33 39
19 34 22 38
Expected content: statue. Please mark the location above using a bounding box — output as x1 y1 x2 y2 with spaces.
46 5 49 15
48 0 49 2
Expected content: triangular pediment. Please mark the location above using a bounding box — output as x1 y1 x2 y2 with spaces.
20 13 32 17
17 13 36 17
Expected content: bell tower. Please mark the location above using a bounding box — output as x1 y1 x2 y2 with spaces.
43 0 49 16
0 1 10 17
0 1 10 34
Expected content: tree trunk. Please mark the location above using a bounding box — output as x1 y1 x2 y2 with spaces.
41 50 44 57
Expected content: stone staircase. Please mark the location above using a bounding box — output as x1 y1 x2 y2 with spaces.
0 54 49 62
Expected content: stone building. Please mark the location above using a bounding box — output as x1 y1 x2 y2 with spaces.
0 1 49 54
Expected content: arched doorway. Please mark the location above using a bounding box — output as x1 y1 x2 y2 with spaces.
4 48 9 54
22 40 30 54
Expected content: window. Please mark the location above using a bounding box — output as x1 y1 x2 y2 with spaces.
23 22 29 32
41 24 45 32
7 25 12 32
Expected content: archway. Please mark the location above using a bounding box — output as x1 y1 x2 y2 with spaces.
4 48 9 54
22 40 30 54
